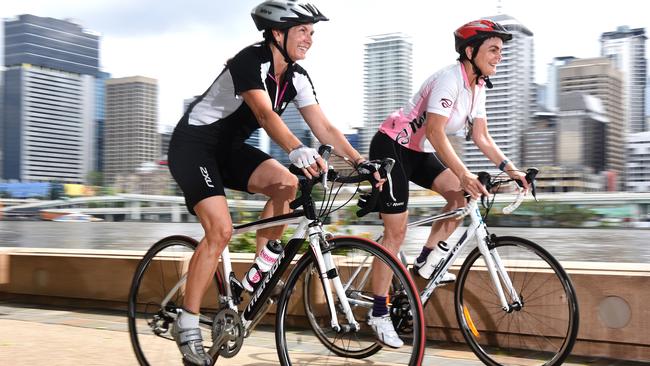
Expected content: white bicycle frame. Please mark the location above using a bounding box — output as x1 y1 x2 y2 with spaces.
417 188 527 312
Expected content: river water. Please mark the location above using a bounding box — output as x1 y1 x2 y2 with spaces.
1 221 649 264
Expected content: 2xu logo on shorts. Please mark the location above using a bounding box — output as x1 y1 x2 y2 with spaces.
200 166 214 188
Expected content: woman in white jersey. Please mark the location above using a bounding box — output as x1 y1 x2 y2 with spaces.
364 19 530 348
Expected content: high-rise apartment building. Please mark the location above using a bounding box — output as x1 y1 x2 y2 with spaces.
104 76 159 185
360 33 412 156
559 57 625 190
601 26 647 133
626 131 650 192
463 15 535 174
1 15 99 183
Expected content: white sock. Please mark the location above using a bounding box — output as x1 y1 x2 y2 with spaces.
178 309 199 329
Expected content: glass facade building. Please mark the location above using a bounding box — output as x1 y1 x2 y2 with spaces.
601 26 647 134
1 15 99 183
4 14 99 76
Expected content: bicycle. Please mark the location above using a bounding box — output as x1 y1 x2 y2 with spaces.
127 146 426 366
303 168 580 366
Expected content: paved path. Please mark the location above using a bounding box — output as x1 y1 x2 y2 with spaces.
0 301 644 365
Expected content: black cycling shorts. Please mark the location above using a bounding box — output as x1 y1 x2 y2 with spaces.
369 132 447 214
168 132 271 215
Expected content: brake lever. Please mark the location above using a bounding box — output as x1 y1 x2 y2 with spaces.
318 145 333 190
511 169 539 203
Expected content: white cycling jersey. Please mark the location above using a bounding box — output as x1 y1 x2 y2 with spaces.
379 62 486 152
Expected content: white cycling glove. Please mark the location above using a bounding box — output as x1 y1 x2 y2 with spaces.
289 145 319 168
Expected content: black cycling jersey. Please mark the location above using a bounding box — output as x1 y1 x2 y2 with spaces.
168 41 320 214
172 41 319 144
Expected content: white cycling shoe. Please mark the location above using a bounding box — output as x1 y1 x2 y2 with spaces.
367 311 404 348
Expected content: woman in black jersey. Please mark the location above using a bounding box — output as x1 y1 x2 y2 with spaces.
166 2 376 365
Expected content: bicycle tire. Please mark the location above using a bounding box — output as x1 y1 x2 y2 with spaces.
454 235 579 366
127 235 223 366
275 236 426 366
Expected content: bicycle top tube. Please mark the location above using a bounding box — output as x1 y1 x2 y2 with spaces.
233 210 305 236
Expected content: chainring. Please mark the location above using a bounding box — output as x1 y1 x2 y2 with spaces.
390 293 414 334
209 308 244 358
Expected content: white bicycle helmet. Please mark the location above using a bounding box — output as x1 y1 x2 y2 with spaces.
251 0 328 31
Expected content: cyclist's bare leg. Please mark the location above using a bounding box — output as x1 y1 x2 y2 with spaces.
173 196 232 365
248 159 299 254
424 169 465 249
372 211 409 295
184 196 233 313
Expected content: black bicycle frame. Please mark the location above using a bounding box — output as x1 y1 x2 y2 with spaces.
243 235 306 320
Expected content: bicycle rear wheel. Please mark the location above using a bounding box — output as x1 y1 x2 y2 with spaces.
455 235 579 366
127 236 223 366
276 236 425 366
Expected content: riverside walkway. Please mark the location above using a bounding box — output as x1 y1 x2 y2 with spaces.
0 301 645 366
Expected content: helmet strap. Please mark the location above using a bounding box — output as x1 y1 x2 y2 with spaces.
271 28 294 65
468 42 493 89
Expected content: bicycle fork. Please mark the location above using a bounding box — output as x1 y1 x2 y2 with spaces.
474 224 522 312
308 226 360 333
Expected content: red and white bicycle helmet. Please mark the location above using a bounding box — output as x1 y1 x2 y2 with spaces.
454 19 512 54
251 0 328 31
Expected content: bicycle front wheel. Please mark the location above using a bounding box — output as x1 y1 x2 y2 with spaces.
276 236 425 366
127 236 223 366
455 236 579 366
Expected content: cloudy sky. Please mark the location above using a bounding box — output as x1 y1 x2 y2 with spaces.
1 0 649 132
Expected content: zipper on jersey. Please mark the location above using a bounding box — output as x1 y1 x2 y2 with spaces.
268 73 289 113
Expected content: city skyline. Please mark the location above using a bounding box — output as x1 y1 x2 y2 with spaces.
2 0 650 131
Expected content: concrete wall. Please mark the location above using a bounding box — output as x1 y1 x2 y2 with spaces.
0 248 648 362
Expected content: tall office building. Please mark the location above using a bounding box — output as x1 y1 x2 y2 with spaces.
360 33 412 156
544 56 576 111
522 111 557 168
1 15 99 183
557 92 607 173
463 15 535 174
104 76 159 185
559 57 625 190
600 26 647 133
94 71 110 176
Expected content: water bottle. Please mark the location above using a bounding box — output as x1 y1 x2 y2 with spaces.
418 241 450 279
242 240 283 292
429 241 450 271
